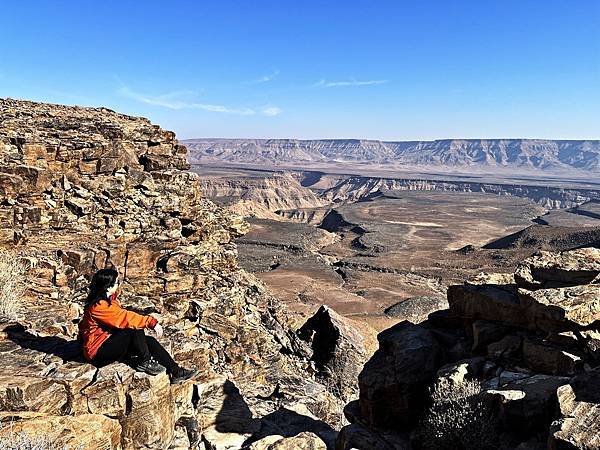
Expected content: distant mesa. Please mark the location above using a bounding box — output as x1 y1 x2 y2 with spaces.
185 138 600 173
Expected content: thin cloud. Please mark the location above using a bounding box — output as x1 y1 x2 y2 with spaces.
262 106 282 117
313 79 388 87
117 86 279 116
254 69 280 84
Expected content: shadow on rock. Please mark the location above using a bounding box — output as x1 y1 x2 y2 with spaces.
5 324 84 363
214 379 255 434
243 408 336 449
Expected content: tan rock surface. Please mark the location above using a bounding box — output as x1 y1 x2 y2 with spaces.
518 284 600 328
515 248 600 290
549 370 600 450
0 98 335 449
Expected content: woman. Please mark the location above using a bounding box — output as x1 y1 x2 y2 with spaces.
78 268 197 384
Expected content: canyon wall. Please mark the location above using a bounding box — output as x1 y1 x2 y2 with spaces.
186 138 600 172
321 176 600 209
198 172 328 219
0 99 338 449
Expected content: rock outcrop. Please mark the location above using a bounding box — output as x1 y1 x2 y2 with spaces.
0 99 336 449
199 172 329 220
338 247 600 449
297 305 368 401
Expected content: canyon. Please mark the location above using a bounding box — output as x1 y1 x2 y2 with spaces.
0 98 598 449
195 166 600 331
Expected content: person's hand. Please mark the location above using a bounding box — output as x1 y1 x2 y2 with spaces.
154 323 164 339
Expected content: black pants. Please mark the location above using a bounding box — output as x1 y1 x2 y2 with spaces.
93 329 178 373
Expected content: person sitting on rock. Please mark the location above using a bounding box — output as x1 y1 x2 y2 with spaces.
78 268 198 384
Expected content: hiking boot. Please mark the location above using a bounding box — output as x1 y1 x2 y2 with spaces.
135 356 166 376
170 366 199 384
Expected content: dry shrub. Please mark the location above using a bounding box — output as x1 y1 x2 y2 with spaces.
414 378 498 450
0 423 65 450
0 251 26 322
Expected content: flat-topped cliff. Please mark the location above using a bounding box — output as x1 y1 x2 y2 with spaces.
185 138 600 173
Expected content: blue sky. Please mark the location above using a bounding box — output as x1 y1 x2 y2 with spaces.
1 1 598 140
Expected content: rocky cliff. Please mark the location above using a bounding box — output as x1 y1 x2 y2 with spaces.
185 138 600 173
0 99 346 449
337 248 600 449
321 177 600 210
199 173 328 220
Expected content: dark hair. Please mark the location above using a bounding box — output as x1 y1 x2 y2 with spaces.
86 268 119 305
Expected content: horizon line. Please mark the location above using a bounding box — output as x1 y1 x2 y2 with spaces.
181 137 600 143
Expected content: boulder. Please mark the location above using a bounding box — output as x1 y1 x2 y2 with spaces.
447 283 529 328
336 423 409 450
383 296 448 323
0 375 69 415
297 305 367 400
472 320 511 352
0 412 122 449
120 372 181 450
81 363 134 417
484 374 569 435
549 369 600 449
449 280 600 332
358 321 441 429
518 284 600 329
196 378 260 450
245 404 336 450
249 432 327 450
515 248 600 290
487 334 523 361
522 338 583 376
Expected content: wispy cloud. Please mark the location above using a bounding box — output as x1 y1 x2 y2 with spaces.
253 70 280 84
117 86 281 116
261 106 282 117
313 79 388 88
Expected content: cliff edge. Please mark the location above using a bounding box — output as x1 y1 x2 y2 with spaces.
0 99 342 449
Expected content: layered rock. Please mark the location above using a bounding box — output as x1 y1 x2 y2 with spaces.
185 138 600 173
0 99 336 449
339 247 600 449
199 172 329 220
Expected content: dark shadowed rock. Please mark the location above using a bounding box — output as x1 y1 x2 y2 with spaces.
448 283 529 328
336 423 409 450
358 321 441 429
485 374 569 435
341 248 600 449
297 305 367 400
522 337 583 376
472 320 512 352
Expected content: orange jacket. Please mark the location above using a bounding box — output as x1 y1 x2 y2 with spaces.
78 294 158 361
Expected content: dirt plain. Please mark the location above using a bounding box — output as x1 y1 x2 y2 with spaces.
193 165 600 333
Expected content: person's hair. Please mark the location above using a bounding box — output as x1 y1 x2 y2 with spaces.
86 268 119 306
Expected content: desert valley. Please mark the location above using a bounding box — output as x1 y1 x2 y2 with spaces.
189 139 600 334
